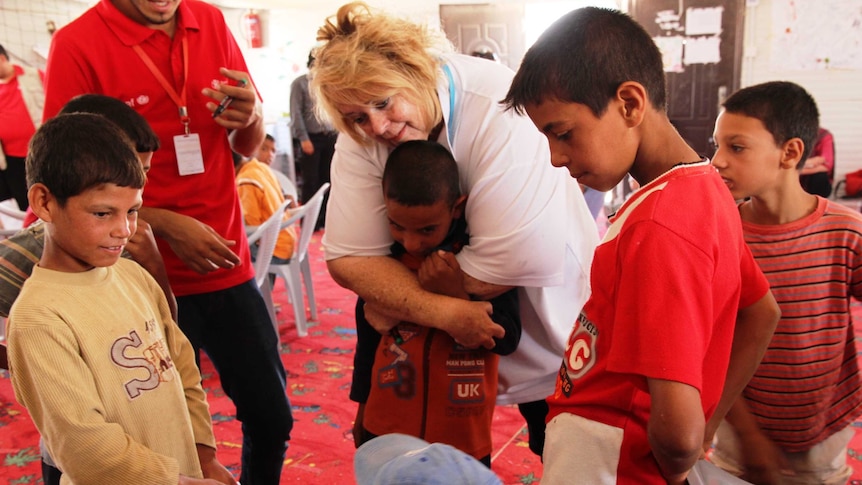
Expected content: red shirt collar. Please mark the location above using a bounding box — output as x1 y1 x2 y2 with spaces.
95 0 200 46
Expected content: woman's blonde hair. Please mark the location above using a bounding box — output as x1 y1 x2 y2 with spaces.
310 2 452 144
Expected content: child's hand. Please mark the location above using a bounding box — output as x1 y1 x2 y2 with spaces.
197 444 238 485
125 219 162 270
418 251 468 299
738 430 786 485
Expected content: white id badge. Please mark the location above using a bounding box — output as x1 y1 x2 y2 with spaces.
174 133 205 175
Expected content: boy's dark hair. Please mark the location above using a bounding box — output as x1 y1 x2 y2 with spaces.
383 140 461 208
232 150 244 169
0 44 7 59
722 81 820 166
26 113 146 206
503 7 666 118
264 133 275 143
59 94 160 153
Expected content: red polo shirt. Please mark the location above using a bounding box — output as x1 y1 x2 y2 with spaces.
0 65 37 157
43 0 255 296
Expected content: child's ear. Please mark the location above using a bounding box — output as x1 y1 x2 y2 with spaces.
28 183 56 223
451 195 467 219
616 81 648 127
780 137 805 169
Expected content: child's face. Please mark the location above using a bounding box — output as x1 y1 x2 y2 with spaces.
138 151 153 173
525 98 633 192
711 111 785 200
336 94 431 148
385 198 462 259
257 139 276 165
42 183 143 272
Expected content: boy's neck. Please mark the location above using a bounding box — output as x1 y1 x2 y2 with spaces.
740 180 819 225
630 111 701 186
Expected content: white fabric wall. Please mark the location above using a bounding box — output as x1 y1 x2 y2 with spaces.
741 0 862 182
3 0 858 178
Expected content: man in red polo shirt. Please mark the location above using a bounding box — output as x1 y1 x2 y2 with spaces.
42 1 292 484
0 43 41 211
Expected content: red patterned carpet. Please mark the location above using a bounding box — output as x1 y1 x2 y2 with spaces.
1 231 861 484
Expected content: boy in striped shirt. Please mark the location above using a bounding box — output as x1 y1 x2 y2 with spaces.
711 81 862 484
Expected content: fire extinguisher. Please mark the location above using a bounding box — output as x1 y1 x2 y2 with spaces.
242 9 263 49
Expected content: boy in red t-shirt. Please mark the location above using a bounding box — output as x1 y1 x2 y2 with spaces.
502 7 781 484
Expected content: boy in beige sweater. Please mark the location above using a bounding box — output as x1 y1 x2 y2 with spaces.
7 113 235 485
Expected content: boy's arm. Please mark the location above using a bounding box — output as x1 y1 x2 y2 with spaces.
160 296 235 484
350 297 381 401
719 398 785 484
0 226 43 318
703 291 780 446
485 288 521 355
145 270 234 484
158 289 218 452
647 378 704 485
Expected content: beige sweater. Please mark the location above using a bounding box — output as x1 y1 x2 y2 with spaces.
8 259 215 484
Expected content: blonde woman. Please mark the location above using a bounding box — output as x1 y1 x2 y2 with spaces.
311 2 598 456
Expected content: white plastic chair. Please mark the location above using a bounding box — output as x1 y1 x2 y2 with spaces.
267 183 329 337
245 197 296 333
0 202 27 239
271 167 298 201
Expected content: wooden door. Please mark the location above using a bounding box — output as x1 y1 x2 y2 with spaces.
629 0 745 156
439 4 526 71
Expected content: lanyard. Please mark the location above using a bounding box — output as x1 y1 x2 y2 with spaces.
132 37 190 134
442 64 456 142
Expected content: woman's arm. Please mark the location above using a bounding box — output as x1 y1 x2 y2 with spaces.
328 255 503 349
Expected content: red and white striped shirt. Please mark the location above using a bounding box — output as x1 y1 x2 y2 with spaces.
742 196 862 452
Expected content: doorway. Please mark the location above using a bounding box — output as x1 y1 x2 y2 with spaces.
628 0 745 157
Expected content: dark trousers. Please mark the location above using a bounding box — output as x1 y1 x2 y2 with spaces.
800 172 833 198
41 460 61 485
177 279 293 485
0 155 29 210
297 132 337 230
518 399 549 456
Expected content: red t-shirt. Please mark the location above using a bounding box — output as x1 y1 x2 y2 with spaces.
547 162 770 484
0 65 38 157
43 0 254 296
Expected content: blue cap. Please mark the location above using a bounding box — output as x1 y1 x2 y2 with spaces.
354 433 503 485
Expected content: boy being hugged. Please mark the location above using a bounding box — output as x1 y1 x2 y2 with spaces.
7 113 234 485
711 81 862 484
502 7 781 485
353 140 521 466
